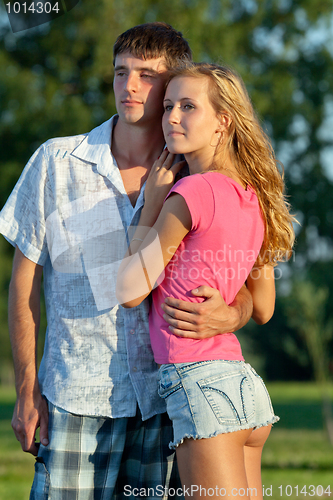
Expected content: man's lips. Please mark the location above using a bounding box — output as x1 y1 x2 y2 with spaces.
121 100 142 105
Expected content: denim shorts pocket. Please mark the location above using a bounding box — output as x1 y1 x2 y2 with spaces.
29 459 50 500
197 370 255 426
158 366 182 399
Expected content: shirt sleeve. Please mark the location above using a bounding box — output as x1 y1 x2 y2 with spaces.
0 144 49 265
166 174 215 233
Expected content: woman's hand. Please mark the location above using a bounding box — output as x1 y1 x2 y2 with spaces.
143 149 186 224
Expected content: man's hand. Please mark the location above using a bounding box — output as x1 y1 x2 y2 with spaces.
12 391 49 456
162 285 253 338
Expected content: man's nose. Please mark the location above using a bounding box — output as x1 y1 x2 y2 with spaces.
124 72 138 92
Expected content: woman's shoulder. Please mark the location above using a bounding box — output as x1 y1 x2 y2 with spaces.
202 171 258 200
171 172 213 196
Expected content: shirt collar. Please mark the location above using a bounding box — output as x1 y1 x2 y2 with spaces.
72 116 145 214
72 115 129 197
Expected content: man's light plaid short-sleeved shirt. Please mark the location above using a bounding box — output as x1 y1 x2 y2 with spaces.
0 116 166 420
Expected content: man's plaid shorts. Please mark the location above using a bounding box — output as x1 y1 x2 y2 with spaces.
29 401 183 500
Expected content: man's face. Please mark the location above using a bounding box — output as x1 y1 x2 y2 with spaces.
113 51 168 127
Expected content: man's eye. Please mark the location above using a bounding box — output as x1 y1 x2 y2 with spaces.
116 72 126 77
141 73 153 78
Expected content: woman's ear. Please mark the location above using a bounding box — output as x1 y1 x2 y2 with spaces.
216 113 232 133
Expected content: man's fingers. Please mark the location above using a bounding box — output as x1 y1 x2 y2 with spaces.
11 397 49 456
39 411 49 447
163 297 198 314
169 326 198 338
161 302 197 324
15 426 38 456
164 287 218 313
16 424 40 456
22 428 37 455
163 313 196 331
163 298 209 320
162 303 207 332
25 441 39 456
191 285 218 299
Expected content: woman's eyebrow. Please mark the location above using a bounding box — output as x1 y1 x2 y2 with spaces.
164 97 198 103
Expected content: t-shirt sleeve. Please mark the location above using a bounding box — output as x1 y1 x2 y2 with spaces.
0 144 49 265
166 174 215 232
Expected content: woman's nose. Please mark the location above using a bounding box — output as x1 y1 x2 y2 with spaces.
168 107 180 123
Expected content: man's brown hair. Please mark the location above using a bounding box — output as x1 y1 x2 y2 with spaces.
113 22 192 69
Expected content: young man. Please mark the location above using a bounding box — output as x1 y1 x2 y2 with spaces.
0 23 254 499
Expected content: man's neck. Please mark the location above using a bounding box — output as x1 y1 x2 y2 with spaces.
111 119 165 170
111 118 165 207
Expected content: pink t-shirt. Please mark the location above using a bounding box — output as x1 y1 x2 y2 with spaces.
149 172 265 364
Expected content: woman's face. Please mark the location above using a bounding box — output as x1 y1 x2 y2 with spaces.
162 75 222 159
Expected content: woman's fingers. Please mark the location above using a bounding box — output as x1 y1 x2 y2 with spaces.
154 149 175 170
170 160 186 176
162 151 175 169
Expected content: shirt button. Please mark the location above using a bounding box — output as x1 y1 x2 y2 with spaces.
130 329 135 334
133 366 137 372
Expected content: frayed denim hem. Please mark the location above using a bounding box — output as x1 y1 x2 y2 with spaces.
169 415 280 450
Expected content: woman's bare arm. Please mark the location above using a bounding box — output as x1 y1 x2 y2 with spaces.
247 264 276 324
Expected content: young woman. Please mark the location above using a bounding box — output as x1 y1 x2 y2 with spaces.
117 62 295 499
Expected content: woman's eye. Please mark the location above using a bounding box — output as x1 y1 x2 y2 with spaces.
164 105 173 111
183 104 194 110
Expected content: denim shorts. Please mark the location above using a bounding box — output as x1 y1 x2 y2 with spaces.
158 360 279 449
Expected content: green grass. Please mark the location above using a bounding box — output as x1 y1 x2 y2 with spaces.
263 428 333 469
261 383 333 500
0 421 35 500
0 386 35 500
267 382 333 403
1 383 333 500
261 470 332 499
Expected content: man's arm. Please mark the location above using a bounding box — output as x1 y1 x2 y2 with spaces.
162 263 276 337
9 247 48 456
161 284 253 339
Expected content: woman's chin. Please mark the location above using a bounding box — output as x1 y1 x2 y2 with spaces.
166 145 184 155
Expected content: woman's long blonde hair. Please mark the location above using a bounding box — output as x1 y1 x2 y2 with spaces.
167 62 296 265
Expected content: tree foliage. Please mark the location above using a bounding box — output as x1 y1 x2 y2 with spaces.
0 0 332 381
285 280 333 442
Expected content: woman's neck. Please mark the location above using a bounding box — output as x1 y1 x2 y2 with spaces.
185 150 246 189
185 149 235 175
184 151 215 175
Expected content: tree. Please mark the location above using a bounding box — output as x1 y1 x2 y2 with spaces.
285 280 333 444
